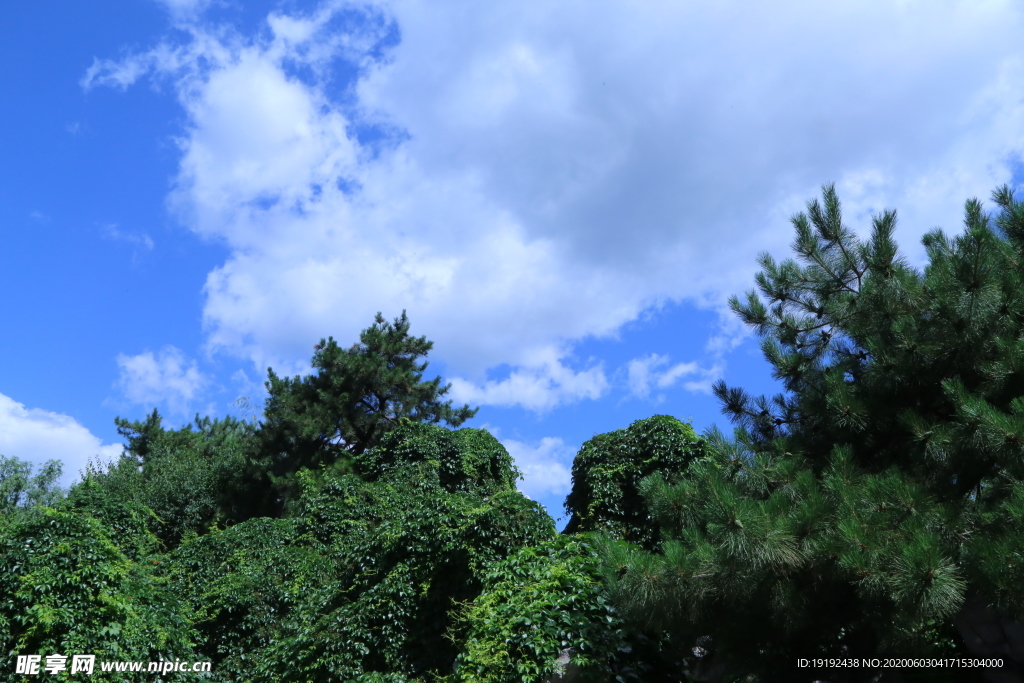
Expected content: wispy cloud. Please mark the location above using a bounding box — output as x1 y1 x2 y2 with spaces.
102 223 155 251
116 346 207 416
82 52 156 92
153 0 213 21
626 353 722 401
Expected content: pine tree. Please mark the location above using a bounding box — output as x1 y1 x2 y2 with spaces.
251 311 477 515
600 185 1024 681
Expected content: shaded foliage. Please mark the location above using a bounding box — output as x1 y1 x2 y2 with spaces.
166 423 555 682
94 411 256 546
563 415 708 548
599 185 1024 680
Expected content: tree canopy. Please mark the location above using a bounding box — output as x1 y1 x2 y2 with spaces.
99 411 258 543
0 455 63 518
253 311 478 514
563 415 707 548
599 184 1024 680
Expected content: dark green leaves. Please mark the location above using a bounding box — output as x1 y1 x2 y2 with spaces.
253 311 479 516
563 415 707 548
590 185 1024 677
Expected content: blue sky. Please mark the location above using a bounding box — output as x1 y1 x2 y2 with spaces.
4 0 1024 523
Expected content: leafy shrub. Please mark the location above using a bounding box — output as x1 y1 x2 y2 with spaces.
563 415 708 547
0 507 199 680
453 537 624 683
166 423 554 681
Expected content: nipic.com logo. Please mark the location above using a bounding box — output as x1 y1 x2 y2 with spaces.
14 654 212 676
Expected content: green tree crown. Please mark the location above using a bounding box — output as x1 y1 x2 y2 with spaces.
599 184 1024 679
252 311 478 515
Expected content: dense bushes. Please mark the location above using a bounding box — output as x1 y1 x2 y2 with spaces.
0 505 200 680
164 426 556 681
454 537 624 683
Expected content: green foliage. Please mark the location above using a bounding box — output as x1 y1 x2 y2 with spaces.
354 421 520 495
113 409 164 463
60 479 165 561
0 455 64 519
0 506 199 681
164 517 321 681
563 415 708 547
453 537 624 683
90 411 256 544
603 184 1024 678
4 314 632 682
166 423 553 681
253 311 478 516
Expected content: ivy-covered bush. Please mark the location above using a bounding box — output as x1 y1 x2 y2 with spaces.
563 415 708 547
166 423 556 681
453 537 624 683
353 422 520 495
164 517 326 681
0 506 200 680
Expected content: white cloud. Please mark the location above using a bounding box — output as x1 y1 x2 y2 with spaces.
502 436 575 502
448 348 607 412
116 346 207 416
87 0 1024 409
82 52 156 91
626 353 722 401
0 393 122 486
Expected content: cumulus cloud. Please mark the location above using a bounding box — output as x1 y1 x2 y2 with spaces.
85 0 1024 409
0 393 122 486
502 436 575 502
116 346 207 416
